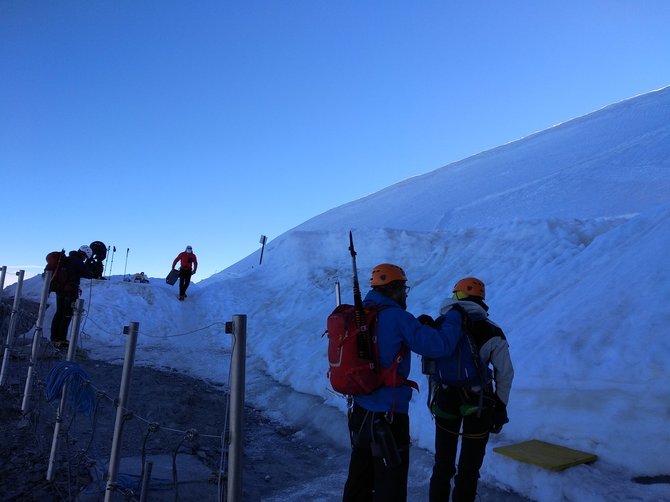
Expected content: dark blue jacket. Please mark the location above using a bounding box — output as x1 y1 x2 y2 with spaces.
354 289 462 413
61 251 94 295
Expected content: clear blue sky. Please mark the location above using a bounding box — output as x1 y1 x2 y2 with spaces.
2 1 669 284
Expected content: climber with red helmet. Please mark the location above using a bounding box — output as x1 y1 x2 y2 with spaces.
342 263 464 502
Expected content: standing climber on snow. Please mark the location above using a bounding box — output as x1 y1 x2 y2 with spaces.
427 277 514 502
342 263 464 502
50 245 95 349
172 245 198 301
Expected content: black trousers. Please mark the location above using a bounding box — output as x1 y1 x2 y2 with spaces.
429 387 491 502
343 404 410 502
50 293 76 343
178 268 193 297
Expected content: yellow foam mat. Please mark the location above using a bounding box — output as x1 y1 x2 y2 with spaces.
493 439 598 471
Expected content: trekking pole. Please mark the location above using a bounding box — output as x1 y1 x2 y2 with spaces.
108 246 116 279
103 246 111 276
349 232 371 359
122 248 130 280
335 278 341 306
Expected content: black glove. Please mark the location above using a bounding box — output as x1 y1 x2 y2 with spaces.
490 394 509 434
191 270 196 276
418 314 436 328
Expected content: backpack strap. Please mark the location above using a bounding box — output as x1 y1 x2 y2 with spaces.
449 303 488 417
370 303 419 392
380 345 419 391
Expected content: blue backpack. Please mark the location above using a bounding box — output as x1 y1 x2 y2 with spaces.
433 306 492 387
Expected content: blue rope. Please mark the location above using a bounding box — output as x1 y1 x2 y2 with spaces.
45 361 96 417
45 362 161 496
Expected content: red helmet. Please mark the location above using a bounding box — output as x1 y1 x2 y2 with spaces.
370 263 408 286
453 277 485 299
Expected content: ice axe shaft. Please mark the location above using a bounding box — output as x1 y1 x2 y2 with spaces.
349 231 371 359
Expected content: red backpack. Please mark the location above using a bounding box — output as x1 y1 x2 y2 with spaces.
45 250 69 294
326 303 418 396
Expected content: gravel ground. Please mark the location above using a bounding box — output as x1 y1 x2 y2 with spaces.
0 352 341 502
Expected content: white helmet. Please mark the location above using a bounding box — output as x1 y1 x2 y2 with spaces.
79 245 93 259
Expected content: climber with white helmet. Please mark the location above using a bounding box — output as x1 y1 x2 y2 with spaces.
171 245 198 301
49 244 95 349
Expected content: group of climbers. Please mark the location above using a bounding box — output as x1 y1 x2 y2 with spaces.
340 265 514 502
43 238 512 502
46 244 198 348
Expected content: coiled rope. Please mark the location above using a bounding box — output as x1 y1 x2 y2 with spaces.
45 361 96 417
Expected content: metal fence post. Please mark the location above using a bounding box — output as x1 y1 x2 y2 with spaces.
0 270 25 386
65 297 86 362
227 314 247 502
46 298 85 481
139 460 153 502
21 271 52 412
0 265 6 294
105 321 139 502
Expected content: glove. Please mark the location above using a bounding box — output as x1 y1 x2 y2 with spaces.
490 394 509 434
418 314 436 328
191 270 196 275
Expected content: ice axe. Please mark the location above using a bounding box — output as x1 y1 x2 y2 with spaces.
349 231 371 360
